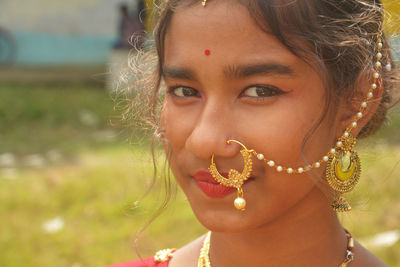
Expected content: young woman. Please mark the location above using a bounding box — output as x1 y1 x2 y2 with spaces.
108 0 398 266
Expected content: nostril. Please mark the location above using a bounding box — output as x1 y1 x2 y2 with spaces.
186 130 236 160
184 111 237 159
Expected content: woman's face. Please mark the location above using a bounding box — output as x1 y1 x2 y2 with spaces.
161 0 344 231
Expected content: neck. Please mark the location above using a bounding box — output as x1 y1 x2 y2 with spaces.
209 187 348 267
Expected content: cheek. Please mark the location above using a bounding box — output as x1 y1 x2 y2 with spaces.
236 100 331 166
160 98 202 181
161 100 194 150
160 104 186 188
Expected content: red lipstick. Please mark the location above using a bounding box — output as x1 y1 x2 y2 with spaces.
193 170 236 198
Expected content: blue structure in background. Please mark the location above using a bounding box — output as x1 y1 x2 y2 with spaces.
391 38 400 59
8 31 399 66
14 31 115 66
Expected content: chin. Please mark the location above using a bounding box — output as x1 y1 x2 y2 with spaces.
187 197 282 233
196 213 255 233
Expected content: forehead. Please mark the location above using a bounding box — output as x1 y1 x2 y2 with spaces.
164 0 301 69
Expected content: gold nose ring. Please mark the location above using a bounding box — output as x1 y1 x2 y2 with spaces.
208 140 254 211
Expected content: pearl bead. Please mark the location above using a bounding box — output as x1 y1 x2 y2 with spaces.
276 166 283 172
298 167 304 173
323 156 329 162
377 52 382 59
376 61 381 68
344 132 349 137
287 168 293 174
357 112 363 118
367 92 373 99
314 162 321 168
336 141 343 147
234 197 246 211
373 72 380 79
267 160 275 167
330 148 336 154
352 121 358 127
371 83 377 89
257 154 264 160
386 63 392 71
378 42 383 49
361 102 367 108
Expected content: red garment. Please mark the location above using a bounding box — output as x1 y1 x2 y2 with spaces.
106 256 169 267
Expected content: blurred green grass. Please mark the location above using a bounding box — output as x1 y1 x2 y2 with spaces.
0 82 119 155
0 81 399 267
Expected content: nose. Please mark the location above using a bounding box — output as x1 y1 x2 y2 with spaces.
185 99 239 160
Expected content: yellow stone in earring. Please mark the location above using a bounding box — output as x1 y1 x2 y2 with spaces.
209 140 254 211
326 133 361 212
327 151 361 192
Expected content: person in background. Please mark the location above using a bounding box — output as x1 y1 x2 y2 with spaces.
114 1 146 50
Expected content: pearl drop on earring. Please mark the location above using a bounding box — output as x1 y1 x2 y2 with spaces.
234 197 246 210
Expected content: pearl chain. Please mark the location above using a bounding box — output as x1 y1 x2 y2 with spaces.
253 36 383 175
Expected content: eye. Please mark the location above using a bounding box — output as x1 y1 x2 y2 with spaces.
168 86 200 98
241 85 286 98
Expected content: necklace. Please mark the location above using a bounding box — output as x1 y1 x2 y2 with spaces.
198 231 355 267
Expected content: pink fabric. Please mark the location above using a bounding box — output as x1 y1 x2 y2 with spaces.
106 256 169 267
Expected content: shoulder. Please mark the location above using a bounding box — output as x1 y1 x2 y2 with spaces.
108 234 205 267
351 240 388 267
106 249 176 267
168 234 205 267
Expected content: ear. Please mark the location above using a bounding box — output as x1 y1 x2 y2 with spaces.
335 71 383 138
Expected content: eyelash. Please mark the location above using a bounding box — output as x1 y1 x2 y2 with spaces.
167 86 201 98
240 85 286 99
167 85 287 100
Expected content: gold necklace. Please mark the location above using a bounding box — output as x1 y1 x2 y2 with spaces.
198 231 355 267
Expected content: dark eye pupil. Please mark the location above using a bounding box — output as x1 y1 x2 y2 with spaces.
256 87 275 97
183 87 197 96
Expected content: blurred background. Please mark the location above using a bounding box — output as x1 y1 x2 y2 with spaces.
0 0 399 266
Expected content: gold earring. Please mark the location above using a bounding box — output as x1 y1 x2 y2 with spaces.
208 140 254 211
326 133 361 212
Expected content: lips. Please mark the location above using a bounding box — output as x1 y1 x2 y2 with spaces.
193 170 237 198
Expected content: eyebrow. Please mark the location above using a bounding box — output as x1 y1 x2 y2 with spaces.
162 67 197 80
162 62 295 81
223 63 295 79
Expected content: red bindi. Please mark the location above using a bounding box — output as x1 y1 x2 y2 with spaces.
204 49 211 56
